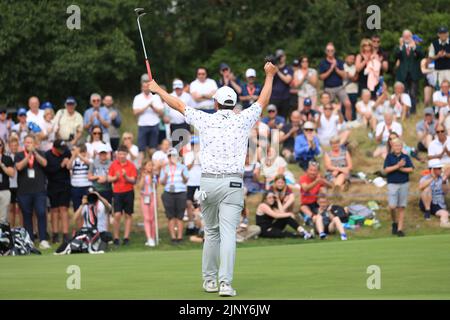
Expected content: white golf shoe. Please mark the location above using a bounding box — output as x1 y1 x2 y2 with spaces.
219 282 236 297
203 280 218 293
39 240 51 250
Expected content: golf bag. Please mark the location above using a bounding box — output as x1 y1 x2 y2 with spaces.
0 223 41 256
55 227 109 255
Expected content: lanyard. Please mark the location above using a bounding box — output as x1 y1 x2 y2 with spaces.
23 150 35 169
246 84 256 96
144 175 152 193
169 164 177 184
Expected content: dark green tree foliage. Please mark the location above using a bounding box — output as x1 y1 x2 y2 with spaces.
0 0 449 108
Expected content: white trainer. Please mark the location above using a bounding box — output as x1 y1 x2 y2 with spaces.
219 282 236 297
39 240 51 250
148 238 156 247
203 280 218 293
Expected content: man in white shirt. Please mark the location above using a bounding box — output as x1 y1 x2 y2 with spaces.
26 96 45 129
317 103 349 146
133 74 165 161
148 62 277 297
390 81 412 121
169 79 194 146
434 80 450 124
373 110 403 159
428 123 450 166
189 67 218 113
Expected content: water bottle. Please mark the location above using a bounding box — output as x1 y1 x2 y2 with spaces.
376 76 384 97
343 223 356 230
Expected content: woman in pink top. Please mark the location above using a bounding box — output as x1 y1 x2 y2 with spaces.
138 159 157 247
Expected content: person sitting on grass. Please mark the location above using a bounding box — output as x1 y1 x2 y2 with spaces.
324 136 353 192
270 174 295 212
299 161 333 226
419 159 450 228
256 191 312 239
356 89 377 133
108 145 138 246
416 107 437 153
373 110 403 159
383 138 414 237
312 194 348 240
294 121 321 171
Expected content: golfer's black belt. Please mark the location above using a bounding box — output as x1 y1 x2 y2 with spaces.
201 173 243 179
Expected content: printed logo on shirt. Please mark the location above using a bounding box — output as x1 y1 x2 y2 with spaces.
229 181 242 188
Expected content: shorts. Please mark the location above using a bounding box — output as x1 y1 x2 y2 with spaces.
162 191 187 220
99 190 113 205
10 188 18 204
113 191 135 215
187 186 200 202
137 125 159 151
419 200 445 215
302 202 319 214
48 188 71 208
324 86 349 104
387 183 409 208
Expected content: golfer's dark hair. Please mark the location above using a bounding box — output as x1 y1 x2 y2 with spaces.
117 145 129 153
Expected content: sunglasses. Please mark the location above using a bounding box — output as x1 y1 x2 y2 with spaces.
304 129 314 132
268 110 276 113
93 132 102 135
437 130 446 133
92 99 101 102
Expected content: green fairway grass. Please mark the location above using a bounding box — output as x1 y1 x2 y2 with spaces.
1 234 449 300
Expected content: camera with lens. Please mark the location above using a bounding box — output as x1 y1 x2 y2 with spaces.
265 54 279 65
87 187 99 204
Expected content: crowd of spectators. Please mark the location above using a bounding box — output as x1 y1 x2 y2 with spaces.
1 27 450 250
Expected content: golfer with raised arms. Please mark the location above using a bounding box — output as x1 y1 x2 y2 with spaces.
148 62 276 296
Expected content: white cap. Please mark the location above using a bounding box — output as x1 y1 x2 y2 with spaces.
168 147 178 157
141 73 150 83
428 159 443 169
303 121 315 130
373 177 387 188
245 68 256 78
267 104 277 112
213 86 237 107
97 144 109 154
172 79 183 90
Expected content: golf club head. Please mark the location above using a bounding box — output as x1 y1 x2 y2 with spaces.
134 8 146 18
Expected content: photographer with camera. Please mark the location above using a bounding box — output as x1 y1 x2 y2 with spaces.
268 49 294 119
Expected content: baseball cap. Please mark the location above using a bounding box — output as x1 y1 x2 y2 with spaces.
304 98 312 106
141 73 150 83
172 79 184 90
303 121 315 130
245 68 256 78
97 143 110 154
213 86 237 107
424 107 434 115
428 159 443 169
168 147 178 157
65 97 77 105
53 139 68 152
292 59 300 67
438 26 448 33
275 49 285 58
40 101 54 110
267 104 277 112
219 62 230 71
412 34 423 43
17 107 27 116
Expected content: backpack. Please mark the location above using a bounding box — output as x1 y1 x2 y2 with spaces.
347 204 374 219
329 205 349 223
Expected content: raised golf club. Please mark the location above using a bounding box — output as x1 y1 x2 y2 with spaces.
134 7 153 81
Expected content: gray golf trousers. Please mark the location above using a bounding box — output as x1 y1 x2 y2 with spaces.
199 176 244 285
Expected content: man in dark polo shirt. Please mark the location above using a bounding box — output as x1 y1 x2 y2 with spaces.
45 139 72 243
300 98 319 125
319 42 353 121
429 26 450 86
270 49 294 119
0 141 14 225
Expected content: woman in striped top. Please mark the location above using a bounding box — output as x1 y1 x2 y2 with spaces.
323 136 353 192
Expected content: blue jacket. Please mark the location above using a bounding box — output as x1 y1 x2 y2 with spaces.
294 134 321 161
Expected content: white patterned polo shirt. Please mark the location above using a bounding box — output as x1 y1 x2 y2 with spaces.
185 103 262 174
